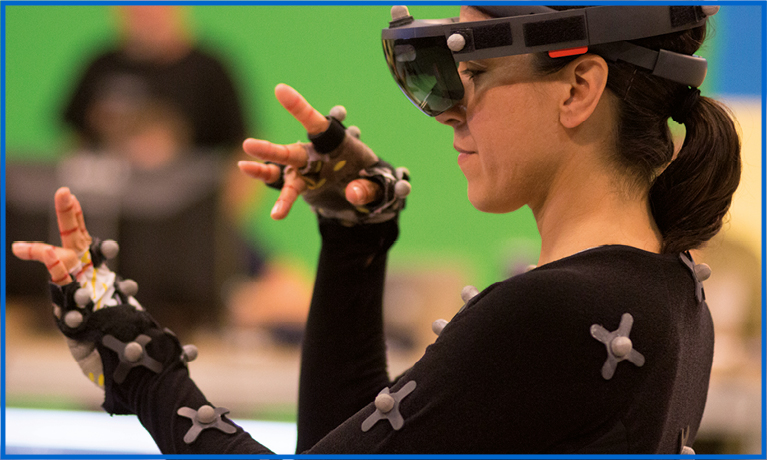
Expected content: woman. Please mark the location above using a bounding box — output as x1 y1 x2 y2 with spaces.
13 5 740 454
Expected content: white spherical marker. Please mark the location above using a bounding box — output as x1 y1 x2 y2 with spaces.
610 336 633 358
447 33 466 52
197 405 217 424
375 393 396 414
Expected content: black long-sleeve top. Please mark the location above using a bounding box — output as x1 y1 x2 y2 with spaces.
108 218 713 454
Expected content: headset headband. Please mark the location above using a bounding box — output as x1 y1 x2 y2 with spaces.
381 5 716 115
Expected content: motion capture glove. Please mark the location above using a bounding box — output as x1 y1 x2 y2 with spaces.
269 106 411 225
49 238 198 414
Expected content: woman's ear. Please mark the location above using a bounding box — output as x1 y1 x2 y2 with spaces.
558 54 609 129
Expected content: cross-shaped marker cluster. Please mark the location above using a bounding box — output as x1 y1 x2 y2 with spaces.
590 313 645 380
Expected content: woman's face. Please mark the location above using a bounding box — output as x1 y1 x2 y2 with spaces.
436 6 567 214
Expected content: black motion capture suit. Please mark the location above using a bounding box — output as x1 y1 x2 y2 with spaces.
58 215 712 454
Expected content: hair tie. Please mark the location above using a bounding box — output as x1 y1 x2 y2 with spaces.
671 87 701 124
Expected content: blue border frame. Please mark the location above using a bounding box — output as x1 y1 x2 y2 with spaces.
1 1 765 459
761 2 767 460
1 0 6 457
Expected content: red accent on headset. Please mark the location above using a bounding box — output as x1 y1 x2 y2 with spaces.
548 46 588 58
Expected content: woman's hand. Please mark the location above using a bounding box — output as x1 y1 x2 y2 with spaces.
239 84 381 220
12 187 92 285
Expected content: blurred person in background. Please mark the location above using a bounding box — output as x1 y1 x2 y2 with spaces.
63 5 246 160
58 5 284 336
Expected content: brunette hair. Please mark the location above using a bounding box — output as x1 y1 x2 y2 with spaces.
523 7 742 254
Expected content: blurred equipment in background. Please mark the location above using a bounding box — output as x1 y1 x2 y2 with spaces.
692 237 762 454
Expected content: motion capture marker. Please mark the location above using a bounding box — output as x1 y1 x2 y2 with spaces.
432 319 448 336
679 253 706 303
197 405 216 424
375 394 396 413
693 263 711 282
395 167 410 181
525 264 537 273
701 5 720 16
610 336 633 358
74 287 91 307
182 344 199 363
461 285 479 303
118 279 139 297
177 405 237 444
100 240 120 259
447 33 467 52
457 285 480 314
391 5 410 21
347 125 361 139
123 342 144 363
64 310 84 329
53 304 62 319
394 180 411 198
361 380 416 432
678 426 695 454
329 105 347 122
590 313 645 380
102 334 164 384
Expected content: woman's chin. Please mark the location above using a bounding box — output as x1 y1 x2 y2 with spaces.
467 191 518 214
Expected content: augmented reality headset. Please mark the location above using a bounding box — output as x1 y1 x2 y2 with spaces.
382 5 716 116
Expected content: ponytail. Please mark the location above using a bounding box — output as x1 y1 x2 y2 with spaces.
532 15 742 254
650 95 741 254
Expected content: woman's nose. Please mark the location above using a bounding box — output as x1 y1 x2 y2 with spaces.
435 102 466 127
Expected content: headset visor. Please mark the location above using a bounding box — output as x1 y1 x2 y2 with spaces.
383 35 464 117
382 6 710 116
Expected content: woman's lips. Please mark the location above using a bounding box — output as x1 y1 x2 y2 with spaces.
455 145 476 165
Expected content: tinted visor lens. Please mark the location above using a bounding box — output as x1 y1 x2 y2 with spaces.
383 36 464 116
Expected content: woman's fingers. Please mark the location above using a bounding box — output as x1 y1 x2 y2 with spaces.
55 187 89 252
12 242 78 283
72 194 92 245
238 160 306 219
55 188 79 247
274 84 330 135
242 139 308 169
270 168 307 220
241 85 332 166
237 160 284 185
13 188 91 285
345 179 382 206
239 163 382 218
41 247 72 286
244 85 375 220
12 241 52 263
